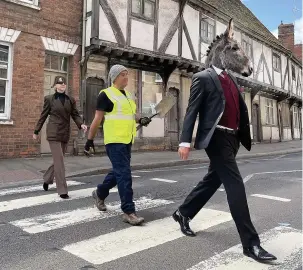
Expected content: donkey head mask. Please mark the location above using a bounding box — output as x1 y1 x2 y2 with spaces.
205 18 253 77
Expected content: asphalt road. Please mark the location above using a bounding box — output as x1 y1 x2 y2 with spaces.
0 152 302 270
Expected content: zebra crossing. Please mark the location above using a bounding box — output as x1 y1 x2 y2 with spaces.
1 179 302 270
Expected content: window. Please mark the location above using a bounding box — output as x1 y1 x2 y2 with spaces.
44 53 68 72
0 43 12 120
155 73 162 83
242 35 252 57
273 53 281 72
4 0 39 9
292 65 296 81
141 71 162 116
265 98 275 125
293 107 299 128
132 0 156 21
200 17 215 44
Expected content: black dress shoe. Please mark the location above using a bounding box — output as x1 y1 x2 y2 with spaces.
43 183 49 191
60 194 69 199
172 209 196 237
243 245 277 262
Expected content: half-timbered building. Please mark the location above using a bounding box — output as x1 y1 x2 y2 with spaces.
81 0 302 152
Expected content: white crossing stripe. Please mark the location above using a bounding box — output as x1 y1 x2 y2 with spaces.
132 175 141 178
0 181 84 197
0 187 117 213
63 208 232 265
10 197 173 234
251 194 291 202
150 178 177 183
187 226 302 270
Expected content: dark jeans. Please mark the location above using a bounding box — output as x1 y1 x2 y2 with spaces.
97 143 135 214
179 129 260 247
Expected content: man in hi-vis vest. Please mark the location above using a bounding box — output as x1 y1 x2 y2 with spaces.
85 65 151 225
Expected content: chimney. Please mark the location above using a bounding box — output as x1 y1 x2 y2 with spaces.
294 44 302 62
278 22 294 51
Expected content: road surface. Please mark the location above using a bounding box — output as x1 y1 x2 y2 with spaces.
0 152 302 270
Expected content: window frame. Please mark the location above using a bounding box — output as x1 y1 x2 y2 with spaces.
0 41 13 120
265 98 275 125
4 0 40 9
200 16 215 44
131 0 156 22
272 52 281 73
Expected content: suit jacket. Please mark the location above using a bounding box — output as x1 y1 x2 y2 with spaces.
35 93 83 143
180 67 251 151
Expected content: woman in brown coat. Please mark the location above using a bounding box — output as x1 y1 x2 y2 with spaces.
33 76 87 199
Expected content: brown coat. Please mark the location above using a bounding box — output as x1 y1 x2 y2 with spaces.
35 93 83 142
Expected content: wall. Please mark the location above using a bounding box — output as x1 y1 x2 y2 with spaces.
0 0 82 158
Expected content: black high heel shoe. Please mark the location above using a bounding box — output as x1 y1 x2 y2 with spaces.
60 194 69 199
43 183 49 191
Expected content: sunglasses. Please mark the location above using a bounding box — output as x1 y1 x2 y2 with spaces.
56 82 66 85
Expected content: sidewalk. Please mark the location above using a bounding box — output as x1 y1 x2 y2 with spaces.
0 140 301 187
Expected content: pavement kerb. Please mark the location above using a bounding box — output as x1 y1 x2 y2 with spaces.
65 148 302 178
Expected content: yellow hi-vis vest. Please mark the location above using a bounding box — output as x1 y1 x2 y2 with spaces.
101 87 136 145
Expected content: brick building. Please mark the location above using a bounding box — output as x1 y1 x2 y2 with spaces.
0 0 83 158
278 22 302 62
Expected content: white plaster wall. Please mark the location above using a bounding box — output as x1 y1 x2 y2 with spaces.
263 45 272 85
166 31 178 56
262 126 280 140
87 0 92 12
243 92 252 122
183 4 199 60
108 0 128 38
131 20 154 51
281 55 288 90
253 40 263 82
283 128 292 140
99 6 116 43
86 16 92 47
158 0 179 48
216 21 226 35
273 71 282 88
182 31 192 60
233 30 241 43
142 118 164 137
294 128 300 139
200 42 208 64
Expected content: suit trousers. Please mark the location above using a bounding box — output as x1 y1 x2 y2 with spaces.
43 141 68 195
179 129 260 247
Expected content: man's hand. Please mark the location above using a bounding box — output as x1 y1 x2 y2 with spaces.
139 117 151 127
33 134 38 141
84 139 95 157
178 146 190 160
81 124 88 133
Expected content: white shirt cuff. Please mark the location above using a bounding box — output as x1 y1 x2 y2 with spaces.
179 142 191 148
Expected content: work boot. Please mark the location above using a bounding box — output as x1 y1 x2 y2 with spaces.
92 190 107 211
122 213 144 225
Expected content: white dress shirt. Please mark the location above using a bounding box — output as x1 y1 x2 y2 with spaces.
179 65 229 148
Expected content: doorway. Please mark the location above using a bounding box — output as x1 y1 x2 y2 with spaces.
41 53 68 154
85 77 105 125
167 87 180 146
252 103 261 142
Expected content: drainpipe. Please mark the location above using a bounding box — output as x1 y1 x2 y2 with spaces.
80 0 87 120
81 0 87 67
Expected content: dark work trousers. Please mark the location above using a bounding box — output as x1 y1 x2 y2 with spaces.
97 143 135 214
179 129 260 248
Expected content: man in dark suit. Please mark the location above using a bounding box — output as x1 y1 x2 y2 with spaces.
172 20 277 261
